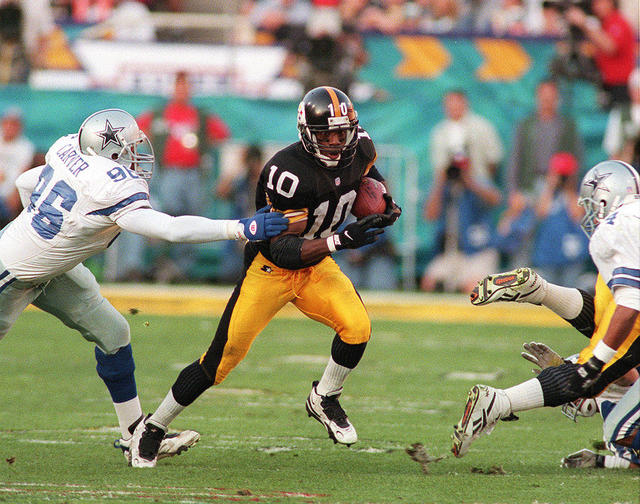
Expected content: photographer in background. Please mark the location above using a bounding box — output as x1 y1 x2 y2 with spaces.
563 0 636 108
603 67 640 167
421 126 502 293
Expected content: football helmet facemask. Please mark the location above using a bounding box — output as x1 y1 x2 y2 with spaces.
297 86 359 169
578 160 640 237
78 108 155 179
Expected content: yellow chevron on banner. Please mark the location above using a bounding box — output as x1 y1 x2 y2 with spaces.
395 36 450 78
474 38 531 81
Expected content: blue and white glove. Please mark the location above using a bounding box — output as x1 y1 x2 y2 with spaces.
239 206 288 241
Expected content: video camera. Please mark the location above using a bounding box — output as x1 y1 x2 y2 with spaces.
446 152 470 181
542 0 591 14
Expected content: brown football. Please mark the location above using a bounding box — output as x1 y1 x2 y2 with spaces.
351 177 387 219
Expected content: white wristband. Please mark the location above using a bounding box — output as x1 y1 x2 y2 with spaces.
592 340 616 364
326 235 337 252
227 220 245 241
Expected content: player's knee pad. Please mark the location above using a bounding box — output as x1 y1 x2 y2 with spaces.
95 344 137 403
331 334 368 369
537 363 582 407
84 308 130 355
171 360 215 407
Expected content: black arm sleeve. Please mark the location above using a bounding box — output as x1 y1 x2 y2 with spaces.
564 289 595 339
269 234 307 269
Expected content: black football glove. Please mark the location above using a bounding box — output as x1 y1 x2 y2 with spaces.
378 193 402 227
565 356 605 395
329 214 384 250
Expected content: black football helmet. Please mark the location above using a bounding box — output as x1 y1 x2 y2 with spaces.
297 86 359 169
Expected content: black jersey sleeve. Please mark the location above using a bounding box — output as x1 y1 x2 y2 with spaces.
257 144 313 227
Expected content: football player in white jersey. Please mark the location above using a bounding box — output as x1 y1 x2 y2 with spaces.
450 160 640 469
0 109 288 463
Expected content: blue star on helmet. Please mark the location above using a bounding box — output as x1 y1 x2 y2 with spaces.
97 119 125 150
586 170 611 192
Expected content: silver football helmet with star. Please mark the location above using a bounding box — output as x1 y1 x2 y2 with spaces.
578 160 640 237
78 108 155 179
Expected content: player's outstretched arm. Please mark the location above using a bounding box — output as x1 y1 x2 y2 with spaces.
15 165 45 207
116 206 288 243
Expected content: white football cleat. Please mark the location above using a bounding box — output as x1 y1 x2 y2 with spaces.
306 381 358 446
451 385 510 458
115 430 200 462
129 418 166 468
470 267 545 306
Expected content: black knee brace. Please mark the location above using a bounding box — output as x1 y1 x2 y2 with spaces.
171 360 214 407
331 334 367 369
537 363 583 407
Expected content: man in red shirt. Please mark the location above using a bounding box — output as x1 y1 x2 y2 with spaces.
136 71 230 281
566 0 637 107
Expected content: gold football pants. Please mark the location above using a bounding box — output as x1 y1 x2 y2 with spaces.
579 275 640 368
200 253 371 385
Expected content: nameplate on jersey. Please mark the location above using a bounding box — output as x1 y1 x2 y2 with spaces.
56 144 89 176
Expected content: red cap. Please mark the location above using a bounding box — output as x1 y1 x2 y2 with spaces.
549 152 578 176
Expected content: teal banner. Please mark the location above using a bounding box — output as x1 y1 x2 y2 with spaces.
0 35 610 278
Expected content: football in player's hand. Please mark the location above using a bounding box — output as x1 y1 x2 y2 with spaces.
352 177 387 219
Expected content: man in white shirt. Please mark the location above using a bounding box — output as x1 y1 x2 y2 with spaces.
0 108 287 463
0 107 34 225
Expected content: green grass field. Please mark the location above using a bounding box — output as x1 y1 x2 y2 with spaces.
0 310 638 504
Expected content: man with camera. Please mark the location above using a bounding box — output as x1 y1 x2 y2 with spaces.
561 0 636 108
421 93 503 293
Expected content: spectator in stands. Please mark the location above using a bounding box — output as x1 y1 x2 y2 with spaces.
430 89 503 181
0 107 35 226
494 152 588 287
420 120 502 293
506 79 583 197
214 143 264 283
80 0 156 42
0 0 56 79
603 67 640 167
530 152 588 287
354 0 406 35
137 71 231 282
490 0 528 36
414 0 471 34
246 0 311 44
564 0 636 108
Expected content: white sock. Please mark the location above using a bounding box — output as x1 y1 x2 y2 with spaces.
541 282 583 319
148 389 185 431
316 358 352 396
604 454 631 469
114 396 143 439
503 378 544 413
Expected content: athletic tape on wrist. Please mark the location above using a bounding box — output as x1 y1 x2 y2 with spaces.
592 340 616 365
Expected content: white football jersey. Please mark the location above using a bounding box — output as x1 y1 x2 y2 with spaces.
0 134 151 282
589 198 640 310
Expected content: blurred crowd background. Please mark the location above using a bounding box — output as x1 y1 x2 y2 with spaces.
0 0 638 292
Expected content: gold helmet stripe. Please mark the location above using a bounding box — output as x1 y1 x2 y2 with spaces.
324 86 342 117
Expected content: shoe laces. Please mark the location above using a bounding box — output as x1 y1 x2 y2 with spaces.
140 424 165 459
320 394 349 428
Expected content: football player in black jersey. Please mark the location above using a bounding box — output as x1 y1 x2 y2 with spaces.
129 86 402 467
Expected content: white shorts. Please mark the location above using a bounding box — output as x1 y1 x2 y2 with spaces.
0 262 130 354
